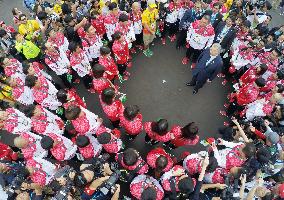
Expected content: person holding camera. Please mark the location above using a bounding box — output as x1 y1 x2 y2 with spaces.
79 169 121 200
160 164 196 199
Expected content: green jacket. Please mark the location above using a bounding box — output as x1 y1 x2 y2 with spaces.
15 40 40 59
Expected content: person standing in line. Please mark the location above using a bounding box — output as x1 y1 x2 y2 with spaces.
182 14 215 67
141 1 159 57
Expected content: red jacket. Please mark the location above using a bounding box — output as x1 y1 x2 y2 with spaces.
99 55 118 80
146 147 173 172
236 83 259 106
170 125 199 147
239 67 258 86
112 39 129 64
119 113 143 135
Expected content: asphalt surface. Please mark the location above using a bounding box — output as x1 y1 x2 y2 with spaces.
0 0 284 198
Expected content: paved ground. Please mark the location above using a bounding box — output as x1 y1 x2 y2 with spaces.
0 0 284 197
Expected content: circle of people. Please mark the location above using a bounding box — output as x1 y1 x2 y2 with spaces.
0 0 284 199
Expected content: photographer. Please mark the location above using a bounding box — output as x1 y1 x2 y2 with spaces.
80 171 121 200
0 162 41 199
74 154 112 188
15 182 43 200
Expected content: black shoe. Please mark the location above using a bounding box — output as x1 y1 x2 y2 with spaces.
186 82 195 86
193 89 198 94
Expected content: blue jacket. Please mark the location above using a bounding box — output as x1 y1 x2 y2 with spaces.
192 48 223 82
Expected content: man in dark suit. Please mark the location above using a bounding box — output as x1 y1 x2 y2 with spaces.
186 43 223 94
214 16 237 53
176 1 204 49
208 2 223 30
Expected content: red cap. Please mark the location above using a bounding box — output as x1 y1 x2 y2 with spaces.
279 183 284 198
0 21 4 26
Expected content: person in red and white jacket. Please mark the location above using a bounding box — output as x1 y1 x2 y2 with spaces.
75 134 102 160
104 2 120 41
26 157 58 186
163 0 182 43
91 64 111 94
13 131 48 160
47 29 69 53
29 104 64 135
96 125 123 154
57 88 87 110
239 64 268 86
130 174 164 200
144 119 177 145
114 13 136 48
116 148 149 174
99 46 119 81
183 151 218 176
2 57 25 82
8 77 34 106
182 14 215 67
40 133 77 161
112 31 130 79
160 165 196 194
100 87 124 127
204 167 227 184
25 75 62 111
146 147 174 178
129 2 143 49
0 107 31 134
23 61 52 81
120 105 143 140
65 105 102 135
68 41 92 89
81 23 103 63
44 42 71 88
170 122 200 148
90 11 106 38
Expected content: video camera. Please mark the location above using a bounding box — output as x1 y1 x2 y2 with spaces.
51 166 76 200
221 175 240 200
91 170 121 200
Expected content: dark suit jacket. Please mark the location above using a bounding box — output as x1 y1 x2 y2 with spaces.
211 13 223 29
192 48 223 82
179 9 204 30
214 21 237 52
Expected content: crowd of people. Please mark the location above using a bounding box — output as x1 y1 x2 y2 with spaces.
0 0 284 199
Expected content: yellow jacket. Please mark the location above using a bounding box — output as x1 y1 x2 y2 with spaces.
18 20 40 40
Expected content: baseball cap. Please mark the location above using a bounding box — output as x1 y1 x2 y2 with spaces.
266 131 280 144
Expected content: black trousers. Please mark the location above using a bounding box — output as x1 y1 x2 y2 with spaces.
111 120 120 128
117 63 127 76
82 74 93 89
162 21 179 38
58 74 72 89
133 33 143 46
189 74 206 91
176 29 187 48
186 47 202 63
226 100 244 117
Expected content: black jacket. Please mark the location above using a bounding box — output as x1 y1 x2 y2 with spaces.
214 21 237 52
